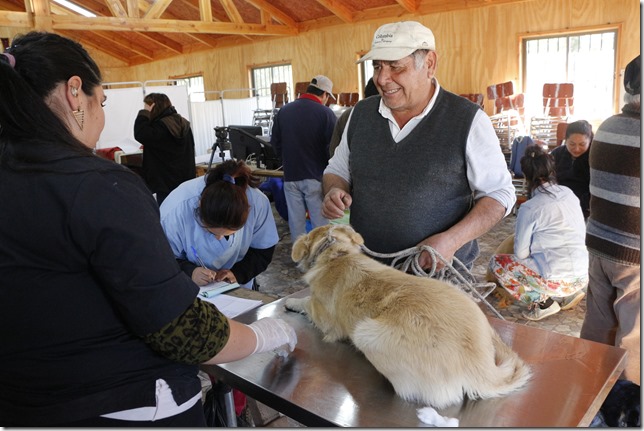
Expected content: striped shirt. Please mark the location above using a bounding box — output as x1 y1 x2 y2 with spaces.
586 104 640 266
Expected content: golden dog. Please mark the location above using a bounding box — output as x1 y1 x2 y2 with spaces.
285 224 532 409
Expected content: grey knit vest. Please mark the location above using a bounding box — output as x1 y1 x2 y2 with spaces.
347 90 480 265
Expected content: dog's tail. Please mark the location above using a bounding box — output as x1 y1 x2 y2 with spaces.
468 330 532 400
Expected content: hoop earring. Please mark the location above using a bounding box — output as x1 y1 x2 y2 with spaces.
73 107 84 131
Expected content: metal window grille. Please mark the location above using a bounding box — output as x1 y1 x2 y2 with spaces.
251 64 293 99
522 30 617 122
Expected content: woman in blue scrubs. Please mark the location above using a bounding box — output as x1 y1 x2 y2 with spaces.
160 160 279 289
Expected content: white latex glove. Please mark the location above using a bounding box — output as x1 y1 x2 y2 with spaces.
248 317 297 354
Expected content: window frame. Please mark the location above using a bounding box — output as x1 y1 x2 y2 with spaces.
249 62 294 101
518 24 621 123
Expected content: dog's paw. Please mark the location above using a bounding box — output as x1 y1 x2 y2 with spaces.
285 297 309 314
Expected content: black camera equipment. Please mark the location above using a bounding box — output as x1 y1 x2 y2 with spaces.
208 126 231 170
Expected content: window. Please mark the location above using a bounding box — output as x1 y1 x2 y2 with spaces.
251 63 293 99
522 30 617 122
359 59 374 98
183 75 205 102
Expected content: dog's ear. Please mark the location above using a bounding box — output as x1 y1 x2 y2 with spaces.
335 224 364 246
291 234 311 262
348 227 364 246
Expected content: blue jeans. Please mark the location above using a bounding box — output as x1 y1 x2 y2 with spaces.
284 179 329 242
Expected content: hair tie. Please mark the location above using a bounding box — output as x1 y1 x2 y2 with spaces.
1 52 16 68
223 174 236 185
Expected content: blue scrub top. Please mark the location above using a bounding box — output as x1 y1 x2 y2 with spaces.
160 176 279 288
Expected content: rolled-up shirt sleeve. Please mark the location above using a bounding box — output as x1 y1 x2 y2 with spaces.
466 110 516 216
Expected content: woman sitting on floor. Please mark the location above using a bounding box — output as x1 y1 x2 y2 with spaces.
488 144 588 321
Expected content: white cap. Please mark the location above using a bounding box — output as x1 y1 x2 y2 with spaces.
309 75 336 100
358 21 436 63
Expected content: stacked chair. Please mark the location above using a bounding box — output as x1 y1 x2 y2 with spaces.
529 83 574 150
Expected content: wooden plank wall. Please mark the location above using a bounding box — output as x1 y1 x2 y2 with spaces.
3 0 640 118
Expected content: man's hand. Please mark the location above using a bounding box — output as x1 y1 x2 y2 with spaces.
322 187 352 219
417 232 459 271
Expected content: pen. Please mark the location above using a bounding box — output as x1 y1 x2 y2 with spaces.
191 246 215 282
190 246 208 268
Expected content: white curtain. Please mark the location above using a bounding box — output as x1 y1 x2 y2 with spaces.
190 96 272 156
97 85 144 151
190 100 224 156
97 83 191 151
98 82 271 160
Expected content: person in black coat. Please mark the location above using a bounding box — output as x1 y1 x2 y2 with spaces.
550 119 593 218
134 93 196 205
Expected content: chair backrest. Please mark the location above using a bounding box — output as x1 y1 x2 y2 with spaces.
270 82 289 108
487 81 524 120
486 81 514 101
338 92 359 107
542 83 574 117
294 81 309 98
555 122 569 146
460 93 484 108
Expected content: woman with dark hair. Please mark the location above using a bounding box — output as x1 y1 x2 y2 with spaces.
0 32 295 426
134 92 196 205
160 159 279 290
550 119 594 218
489 144 588 321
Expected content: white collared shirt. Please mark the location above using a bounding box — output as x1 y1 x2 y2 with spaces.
325 78 516 215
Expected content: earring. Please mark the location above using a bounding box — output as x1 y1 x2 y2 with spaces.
71 87 78 97
73 107 84 131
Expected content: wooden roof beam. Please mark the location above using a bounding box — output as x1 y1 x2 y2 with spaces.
30 0 52 30
198 0 211 22
58 30 132 62
104 0 127 18
314 0 354 23
0 10 30 25
218 0 242 23
94 29 155 58
137 31 184 53
142 0 172 19
52 15 299 35
395 0 418 13
244 0 297 28
126 0 138 17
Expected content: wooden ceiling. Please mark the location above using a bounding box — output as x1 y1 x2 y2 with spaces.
0 0 530 66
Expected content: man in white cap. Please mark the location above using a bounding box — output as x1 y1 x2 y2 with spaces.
271 75 337 242
322 21 515 272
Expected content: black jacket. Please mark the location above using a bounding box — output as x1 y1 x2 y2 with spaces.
134 106 196 203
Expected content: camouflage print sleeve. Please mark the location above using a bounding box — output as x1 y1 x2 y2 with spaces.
142 297 230 364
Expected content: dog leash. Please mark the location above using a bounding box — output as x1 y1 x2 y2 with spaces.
360 244 505 320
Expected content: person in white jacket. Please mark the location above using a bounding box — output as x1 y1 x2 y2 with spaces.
489 144 588 321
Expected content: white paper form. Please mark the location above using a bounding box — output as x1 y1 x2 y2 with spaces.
201 294 263 318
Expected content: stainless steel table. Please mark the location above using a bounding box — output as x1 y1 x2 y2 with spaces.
202 288 627 427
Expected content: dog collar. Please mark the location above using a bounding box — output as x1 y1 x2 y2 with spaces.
310 236 336 265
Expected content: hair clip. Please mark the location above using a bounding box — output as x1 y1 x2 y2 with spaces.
223 174 236 184
1 52 16 68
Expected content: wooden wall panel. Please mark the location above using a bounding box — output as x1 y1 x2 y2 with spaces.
100 0 639 117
